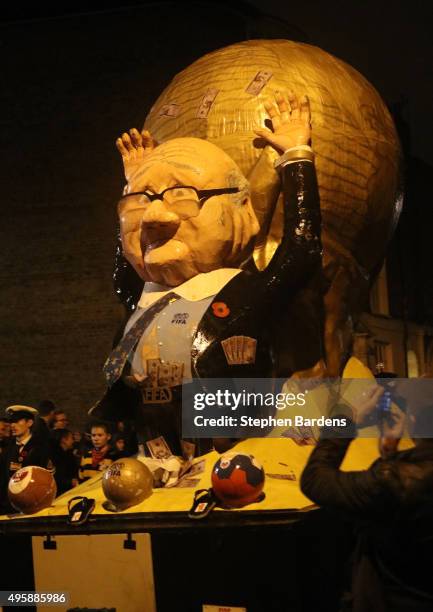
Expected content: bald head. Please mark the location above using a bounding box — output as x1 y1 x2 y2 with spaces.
128 137 248 196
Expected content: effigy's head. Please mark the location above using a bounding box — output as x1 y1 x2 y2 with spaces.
118 137 259 286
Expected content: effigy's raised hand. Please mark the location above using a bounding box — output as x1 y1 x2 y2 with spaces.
254 91 311 153
116 128 157 182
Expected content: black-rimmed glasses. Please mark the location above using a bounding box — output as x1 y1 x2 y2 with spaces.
120 185 240 206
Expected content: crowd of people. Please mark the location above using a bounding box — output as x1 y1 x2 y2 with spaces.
0 399 138 512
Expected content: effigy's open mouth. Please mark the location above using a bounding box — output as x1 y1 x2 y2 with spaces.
142 236 185 257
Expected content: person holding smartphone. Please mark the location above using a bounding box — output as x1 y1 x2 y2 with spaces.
301 383 433 611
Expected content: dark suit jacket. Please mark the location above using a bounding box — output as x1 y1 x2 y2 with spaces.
0 435 50 513
96 160 323 441
192 160 322 379
301 432 433 611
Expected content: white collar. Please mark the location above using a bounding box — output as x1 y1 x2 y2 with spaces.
137 268 241 309
16 433 32 447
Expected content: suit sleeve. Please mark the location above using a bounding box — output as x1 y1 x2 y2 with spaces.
92 378 140 422
263 160 322 295
92 313 142 422
300 430 401 519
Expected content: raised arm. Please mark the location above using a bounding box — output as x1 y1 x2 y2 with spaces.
300 385 403 518
254 92 322 294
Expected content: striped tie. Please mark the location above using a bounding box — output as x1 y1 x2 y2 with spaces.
103 291 180 387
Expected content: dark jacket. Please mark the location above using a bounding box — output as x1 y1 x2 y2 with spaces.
51 446 79 495
301 433 433 611
191 160 322 380
0 435 50 513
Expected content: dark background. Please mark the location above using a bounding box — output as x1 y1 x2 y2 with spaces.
1 0 432 427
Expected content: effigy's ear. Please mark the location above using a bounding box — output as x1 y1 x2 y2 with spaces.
241 195 260 243
226 195 260 267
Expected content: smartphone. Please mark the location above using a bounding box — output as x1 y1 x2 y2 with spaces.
377 388 392 420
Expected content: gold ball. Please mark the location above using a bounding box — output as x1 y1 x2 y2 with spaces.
102 458 153 511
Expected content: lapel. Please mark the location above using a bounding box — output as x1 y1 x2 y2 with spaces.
191 269 258 375
118 270 258 377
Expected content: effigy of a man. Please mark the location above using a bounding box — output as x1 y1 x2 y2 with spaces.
96 92 322 457
142 40 402 378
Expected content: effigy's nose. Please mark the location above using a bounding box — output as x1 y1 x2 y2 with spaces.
140 200 181 247
141 199 181 231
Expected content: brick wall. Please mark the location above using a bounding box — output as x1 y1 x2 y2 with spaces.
0 5 245 427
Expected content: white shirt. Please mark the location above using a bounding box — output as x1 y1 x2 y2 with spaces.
136 268 242 309
125 269 242 380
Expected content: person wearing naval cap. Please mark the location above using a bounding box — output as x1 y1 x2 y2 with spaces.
0 405 51 513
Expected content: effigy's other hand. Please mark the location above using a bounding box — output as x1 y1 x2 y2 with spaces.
254 91 311 153
116 128 157 182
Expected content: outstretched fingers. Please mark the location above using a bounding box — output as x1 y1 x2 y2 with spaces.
115 127 158 164
275 91 290 122
264 99 281 130
141 129 156 153
115 128 144 179
256 90 312 152
130 128 143 148
116 137 129 158
129 128 156 154
300 95 311 126
287 90 301 120
121 132 135 153
265 91 308 126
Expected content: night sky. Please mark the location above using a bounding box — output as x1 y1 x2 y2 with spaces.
248 0 433 165
2 0 432 164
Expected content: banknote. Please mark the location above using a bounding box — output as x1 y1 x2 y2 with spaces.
169 361 184 387
186 459 205 478
234 335 241 363
179 458 205 482
221 337 235 364
158 363 171 387
222 336 257 364
196 88 219 118
146 436 173 460
265 472 297 481
243 336 257 364
181 439 196 460
146 359 160 387
245 70 273 95
159 103 181 117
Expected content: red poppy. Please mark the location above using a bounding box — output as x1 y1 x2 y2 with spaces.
211 302 230 318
